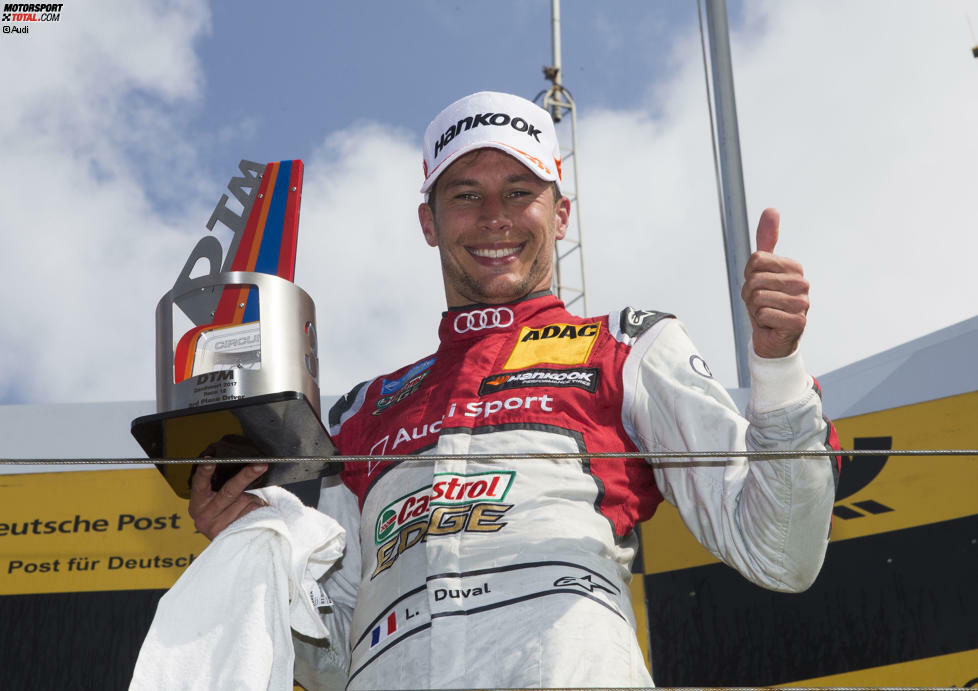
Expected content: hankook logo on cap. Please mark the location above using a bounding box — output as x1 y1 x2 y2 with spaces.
453 307 514 334
433 112 543 159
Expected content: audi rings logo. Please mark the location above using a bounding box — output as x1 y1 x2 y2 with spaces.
454 307 514 333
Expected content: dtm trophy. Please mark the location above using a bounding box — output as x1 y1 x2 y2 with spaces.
131 159 336 498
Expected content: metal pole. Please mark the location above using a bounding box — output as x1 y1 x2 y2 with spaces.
551 0 561 85
705 0 752 388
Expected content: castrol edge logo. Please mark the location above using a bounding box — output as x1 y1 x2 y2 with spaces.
374 471 515 545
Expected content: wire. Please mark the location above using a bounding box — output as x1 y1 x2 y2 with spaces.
2 448 976 469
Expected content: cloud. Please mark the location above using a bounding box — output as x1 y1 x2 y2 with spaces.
0 0 212 403
297 123 444 393
571 0 978 384
3 0 976 407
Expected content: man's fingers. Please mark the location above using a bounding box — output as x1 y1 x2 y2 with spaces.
752 306 807 333
743 270 809 297
199 492 268 538
755 207 780 254
188 463 267 539
747 289 809 317
216 463 268 504
188 464 216 517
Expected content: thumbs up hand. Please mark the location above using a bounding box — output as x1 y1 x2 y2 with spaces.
741 208 810 359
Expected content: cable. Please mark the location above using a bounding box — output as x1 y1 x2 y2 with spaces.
2 448 976 469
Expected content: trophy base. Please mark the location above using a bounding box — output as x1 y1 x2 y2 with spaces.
131 391 337 499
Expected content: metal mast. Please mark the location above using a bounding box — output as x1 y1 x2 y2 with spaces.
704 0 753 388
536 0 588 314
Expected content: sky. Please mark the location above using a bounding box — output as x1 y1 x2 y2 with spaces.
1 0 977 406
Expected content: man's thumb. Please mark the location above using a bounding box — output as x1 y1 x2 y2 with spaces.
756 207 780 253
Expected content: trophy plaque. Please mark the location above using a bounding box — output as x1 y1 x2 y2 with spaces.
131 159 336 498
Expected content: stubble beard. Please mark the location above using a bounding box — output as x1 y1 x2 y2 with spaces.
436 227 554 305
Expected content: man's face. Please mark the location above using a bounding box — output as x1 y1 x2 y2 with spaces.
418 149 570 307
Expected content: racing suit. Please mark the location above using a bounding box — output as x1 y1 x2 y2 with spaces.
293 292 840 689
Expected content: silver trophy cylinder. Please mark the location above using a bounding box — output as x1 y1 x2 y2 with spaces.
155 271 319 413
132 271 336 498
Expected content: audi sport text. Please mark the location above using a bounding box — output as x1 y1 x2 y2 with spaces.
370 394 556 453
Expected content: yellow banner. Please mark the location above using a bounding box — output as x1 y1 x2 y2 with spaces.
641 390 978 575
785 648 978 687
0 468 207 595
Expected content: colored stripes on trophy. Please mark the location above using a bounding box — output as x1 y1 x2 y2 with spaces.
173 160 304 383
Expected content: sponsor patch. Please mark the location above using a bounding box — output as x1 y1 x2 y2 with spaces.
380 358 436 395
373 358 436 416
619 308 673 339
374 471 515 544
372 502 513 579
503 322 600 370
479 367 600 395
373 372 429 416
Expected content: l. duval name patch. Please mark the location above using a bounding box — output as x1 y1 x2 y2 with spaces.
503 322 600 370
479 367 600 395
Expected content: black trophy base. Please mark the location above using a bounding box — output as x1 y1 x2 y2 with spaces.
130 391 337 499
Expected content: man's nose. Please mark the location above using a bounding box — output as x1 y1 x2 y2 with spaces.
478 196 511 232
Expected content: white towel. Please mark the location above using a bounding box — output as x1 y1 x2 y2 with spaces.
130 486 345 690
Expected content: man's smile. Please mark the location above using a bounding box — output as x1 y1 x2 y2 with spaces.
466 243 525 264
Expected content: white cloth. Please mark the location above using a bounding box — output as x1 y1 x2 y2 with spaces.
130 486 345 691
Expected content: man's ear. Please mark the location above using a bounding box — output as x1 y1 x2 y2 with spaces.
418 202 438 247
554 195 571 241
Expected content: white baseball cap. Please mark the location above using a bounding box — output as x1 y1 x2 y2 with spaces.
420 91 562 197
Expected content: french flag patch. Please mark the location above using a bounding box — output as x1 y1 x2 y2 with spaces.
370 611 397 648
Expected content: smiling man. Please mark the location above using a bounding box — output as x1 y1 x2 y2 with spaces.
190 91 840 689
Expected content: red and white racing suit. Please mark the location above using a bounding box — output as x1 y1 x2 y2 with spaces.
293 292 840 690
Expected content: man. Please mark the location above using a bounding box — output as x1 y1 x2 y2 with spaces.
190 91 839 689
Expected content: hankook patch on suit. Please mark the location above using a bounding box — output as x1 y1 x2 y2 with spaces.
503 322 600 370
479 367 600 395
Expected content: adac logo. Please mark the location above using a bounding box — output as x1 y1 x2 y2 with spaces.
373 358 436 416
503 322 600 370
479 367 600 395
833 436 893 519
